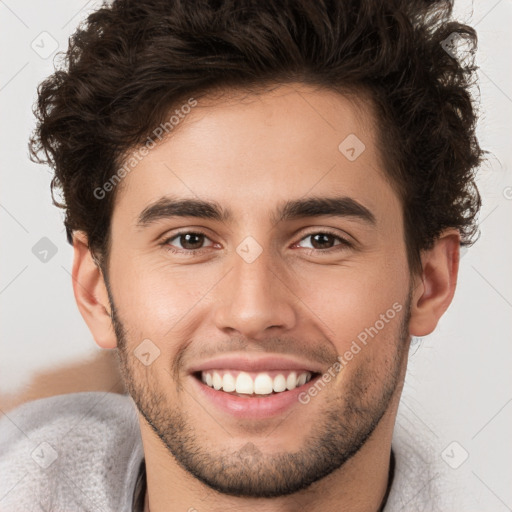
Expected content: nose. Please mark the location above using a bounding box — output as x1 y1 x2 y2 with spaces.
213 245 298 340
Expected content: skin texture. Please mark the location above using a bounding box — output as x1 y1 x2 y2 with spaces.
72 83 460 512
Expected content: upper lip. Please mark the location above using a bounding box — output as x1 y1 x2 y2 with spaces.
188 353 325 374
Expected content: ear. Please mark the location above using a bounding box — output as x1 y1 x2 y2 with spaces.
71 231 117 349
409 229 460 337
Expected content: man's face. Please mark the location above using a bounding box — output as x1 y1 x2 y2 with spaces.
105 84 413 497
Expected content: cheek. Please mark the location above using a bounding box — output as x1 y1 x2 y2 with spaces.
113 254 212 330
111 257 224 381
296 251 408 354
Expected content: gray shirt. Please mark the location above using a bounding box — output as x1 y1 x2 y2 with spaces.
0 391 442 511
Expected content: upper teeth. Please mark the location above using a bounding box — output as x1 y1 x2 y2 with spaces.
201 370 312 395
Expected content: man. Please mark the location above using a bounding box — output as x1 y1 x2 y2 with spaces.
0 0 484 510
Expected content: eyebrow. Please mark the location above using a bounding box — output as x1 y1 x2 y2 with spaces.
136 196 231 227
136 195 376 228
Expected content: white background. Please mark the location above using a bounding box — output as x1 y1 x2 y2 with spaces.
1 1 511 510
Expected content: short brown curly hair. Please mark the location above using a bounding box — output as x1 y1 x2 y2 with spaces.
29 0 485 276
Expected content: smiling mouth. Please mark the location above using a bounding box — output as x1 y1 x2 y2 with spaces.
193 369 321 397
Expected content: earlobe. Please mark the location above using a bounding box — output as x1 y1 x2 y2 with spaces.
71 231 117 349
408 230 460 337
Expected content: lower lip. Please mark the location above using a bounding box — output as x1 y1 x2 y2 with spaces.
190 374 320 419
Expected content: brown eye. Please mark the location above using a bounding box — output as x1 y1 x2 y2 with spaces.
309 233 337 249
177 233 205 250
297 231 352 252
164 231 215 252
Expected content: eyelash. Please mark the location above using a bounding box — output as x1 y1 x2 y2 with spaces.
160 229 353 256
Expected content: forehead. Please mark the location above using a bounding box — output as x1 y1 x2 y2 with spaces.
112 84 400 229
